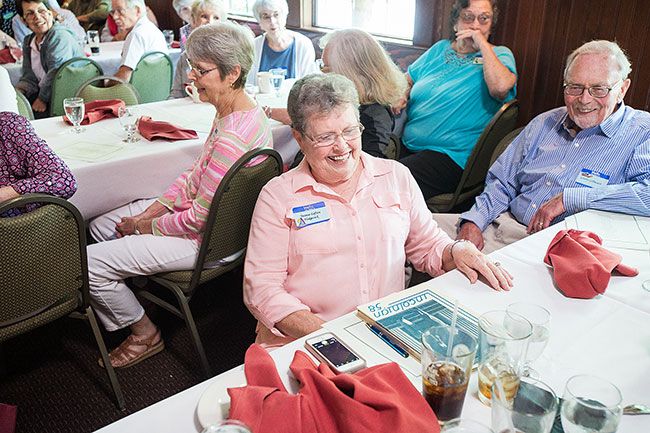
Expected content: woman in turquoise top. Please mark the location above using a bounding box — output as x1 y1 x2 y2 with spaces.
399 0 517 199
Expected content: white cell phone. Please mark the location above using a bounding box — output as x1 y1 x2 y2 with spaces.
305 332 366 374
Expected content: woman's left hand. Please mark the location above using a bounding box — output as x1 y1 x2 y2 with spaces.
450 240 513 291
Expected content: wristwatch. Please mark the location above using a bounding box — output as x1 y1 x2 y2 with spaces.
134 220 141 235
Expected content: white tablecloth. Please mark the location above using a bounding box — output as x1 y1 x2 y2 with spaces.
95 210 650 433
3 41 181 86
33 97 297 219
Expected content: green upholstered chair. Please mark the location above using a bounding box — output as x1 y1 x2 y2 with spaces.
489 126 524 166
49 57 103 117
138 148 283 377
426 99 519 213
129 51 173 103
15 89 34 120
76 75 141 105
0 194 125 410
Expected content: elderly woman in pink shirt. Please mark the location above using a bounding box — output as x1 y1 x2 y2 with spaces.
244 73 513 347
87 22 272 368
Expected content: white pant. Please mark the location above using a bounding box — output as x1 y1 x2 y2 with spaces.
433 212 528 254
87 199 200 331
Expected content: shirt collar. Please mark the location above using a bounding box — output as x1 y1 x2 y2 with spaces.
559 102 627 138
290 152 392 194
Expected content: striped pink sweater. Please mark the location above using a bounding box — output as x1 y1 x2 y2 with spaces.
152 105 272 241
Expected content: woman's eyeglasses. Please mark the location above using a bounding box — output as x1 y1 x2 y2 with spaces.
305 124 364 148
459 12 492 25
186 58 218 78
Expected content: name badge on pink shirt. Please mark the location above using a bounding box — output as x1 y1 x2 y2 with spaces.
292 201 330 228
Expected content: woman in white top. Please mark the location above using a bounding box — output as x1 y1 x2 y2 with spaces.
246 0 315 85
0 67 18 114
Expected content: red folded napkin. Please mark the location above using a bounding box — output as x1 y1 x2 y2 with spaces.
228 344 440 433
137 116 198 141
171 40 180 49
64 99 126 125
0 48 15 64
0 403 17 433
544 229 638 299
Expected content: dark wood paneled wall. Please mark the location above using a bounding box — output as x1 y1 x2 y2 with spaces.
148 0 650 125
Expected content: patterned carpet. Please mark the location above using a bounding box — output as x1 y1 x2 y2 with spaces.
0 267 257 433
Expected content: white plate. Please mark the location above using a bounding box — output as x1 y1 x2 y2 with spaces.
196 367 246 428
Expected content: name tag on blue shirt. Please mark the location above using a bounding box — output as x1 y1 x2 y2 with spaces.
473 57 484 65
576 168 610 188
291 201 330 228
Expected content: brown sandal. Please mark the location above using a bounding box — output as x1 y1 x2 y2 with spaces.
99 329 164 369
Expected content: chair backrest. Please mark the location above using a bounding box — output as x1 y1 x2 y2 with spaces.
76 75 141 105
129 51 173 103
189 148 283 289
490 126 524 166
50 57 103 117
451 99 519 200
0 194 89 342
15 89 34 120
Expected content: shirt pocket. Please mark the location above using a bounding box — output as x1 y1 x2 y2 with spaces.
372 192 410 242
287 209 338 255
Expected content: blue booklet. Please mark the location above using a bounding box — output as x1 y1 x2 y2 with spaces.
357 287 481 363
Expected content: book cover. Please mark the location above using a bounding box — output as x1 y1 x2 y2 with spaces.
357 287 481 362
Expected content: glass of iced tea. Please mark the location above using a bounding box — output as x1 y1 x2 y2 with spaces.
421 324 477 424
477 310 532 405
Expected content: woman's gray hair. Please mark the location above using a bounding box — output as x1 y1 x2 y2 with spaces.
287 73 360 134
186 22 255 89
252 0 288 22
448 0 499 39
191 0 228 24
564 40 632 83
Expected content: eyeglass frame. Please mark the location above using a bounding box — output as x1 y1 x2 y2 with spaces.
302 123 365 148
315 58 329 73
23 5 51 21
459 11 492 25
186 58 219 78
563 80 622 98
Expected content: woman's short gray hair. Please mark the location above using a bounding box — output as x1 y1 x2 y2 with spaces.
191 0 228 24
287 74 360 134
252 0 288 22
564 40 632 82
186 22 255 89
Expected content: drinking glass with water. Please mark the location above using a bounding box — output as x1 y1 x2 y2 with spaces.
118 106 140 143
560 375 622 433
269 68 286 97
63 97 85 133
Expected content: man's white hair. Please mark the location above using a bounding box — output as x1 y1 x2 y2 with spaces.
564 40 632 82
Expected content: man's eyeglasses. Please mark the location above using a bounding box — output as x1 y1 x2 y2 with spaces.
186 58 218 78
110 7 129 17
23 7 50 21
315 58 329 72
563 81 620 98
459 12 492 25
304 124 364 148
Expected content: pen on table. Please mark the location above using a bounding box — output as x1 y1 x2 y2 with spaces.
366 323 409 358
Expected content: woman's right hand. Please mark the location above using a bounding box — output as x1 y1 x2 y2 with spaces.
115 216 139 237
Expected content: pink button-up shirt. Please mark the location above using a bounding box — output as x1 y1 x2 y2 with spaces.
244 153 454 346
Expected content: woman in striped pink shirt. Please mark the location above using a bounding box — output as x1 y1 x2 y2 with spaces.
86 22 272 368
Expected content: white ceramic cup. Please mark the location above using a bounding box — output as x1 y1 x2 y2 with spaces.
257 71 273 93
185 82 201 103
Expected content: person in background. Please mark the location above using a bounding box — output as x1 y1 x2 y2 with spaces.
87 22 272 368
172 0 192 50
246 0 315 86
397 0 516 200
111 0 166 82
243 73 512 348
0 112 77 217
62 0 109 31
435 40 650 254
169 0 227 99
100 2 156 41
15 0 83 116
0 0 17 37
12 0 85 44
0 66 18 113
